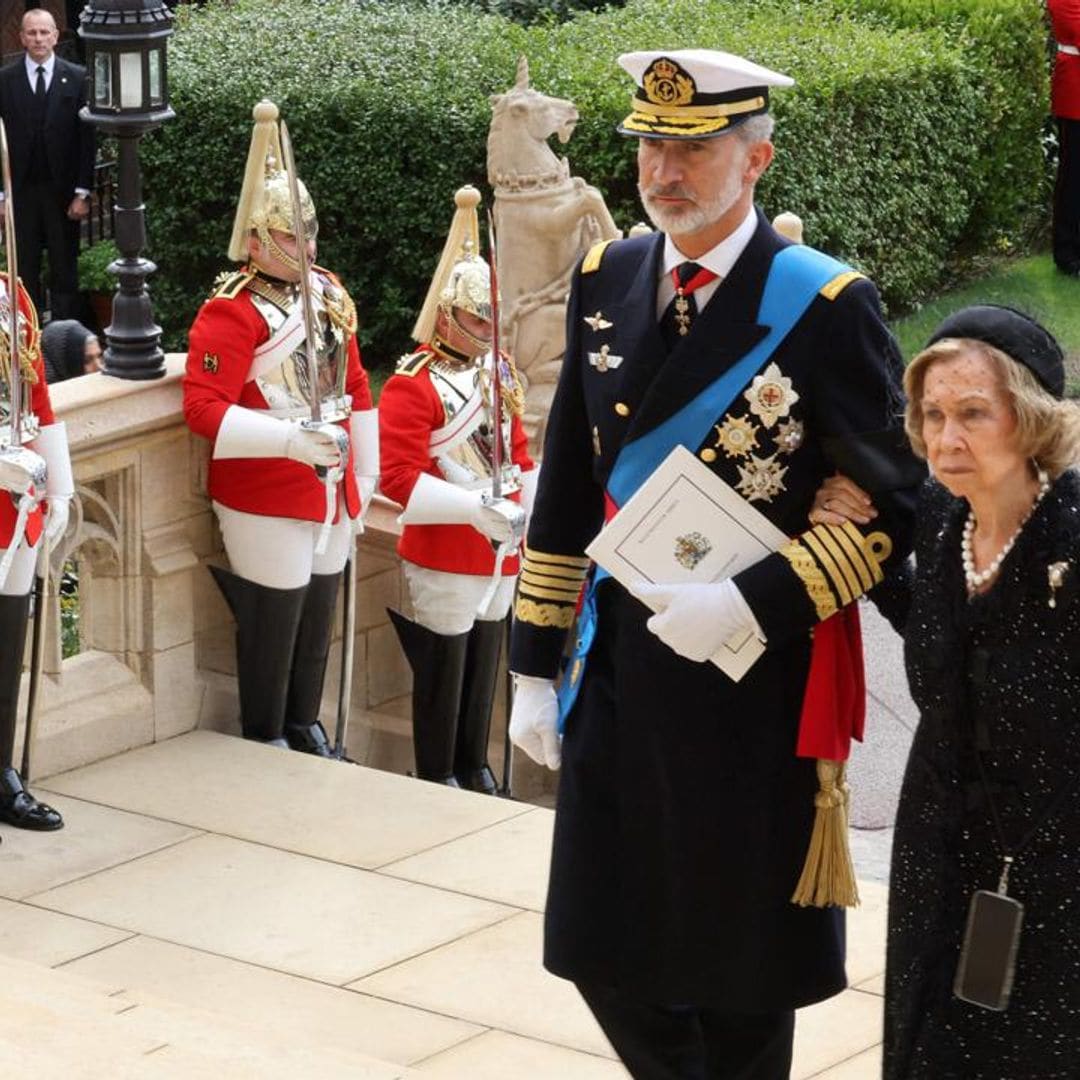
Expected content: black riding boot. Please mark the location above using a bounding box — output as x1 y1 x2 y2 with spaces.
210 566 307 744
284 572 341 757
454 618 505 794
388 609 469 786
0 593 62 830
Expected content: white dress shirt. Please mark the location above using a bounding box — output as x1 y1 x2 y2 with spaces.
24 52 56 93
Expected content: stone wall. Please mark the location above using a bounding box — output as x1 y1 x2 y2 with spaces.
31 358 553 801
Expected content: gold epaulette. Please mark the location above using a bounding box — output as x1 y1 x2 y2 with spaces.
819 270 865 301
209 269 255 301
395 348 432 377
581 240 616 275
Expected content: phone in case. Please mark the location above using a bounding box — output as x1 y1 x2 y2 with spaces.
953 889 1024 1011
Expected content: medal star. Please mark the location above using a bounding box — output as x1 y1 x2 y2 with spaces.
775 418 804 454
714 415 760 459
735 453 788 503
745 362 799 429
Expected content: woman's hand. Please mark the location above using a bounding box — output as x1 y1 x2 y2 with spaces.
809 473 877 526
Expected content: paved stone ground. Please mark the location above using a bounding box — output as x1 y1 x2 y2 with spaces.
848 598 916 884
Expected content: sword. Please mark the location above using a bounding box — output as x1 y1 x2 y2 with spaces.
333 554 356 761
1 119 23 448
485 209 503 499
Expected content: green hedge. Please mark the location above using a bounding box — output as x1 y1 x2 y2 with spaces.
144 0 1047 363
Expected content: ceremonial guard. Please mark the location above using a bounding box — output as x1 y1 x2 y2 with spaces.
184 101 377 756
380 186 534 791
0 271 71 832
508 51 924 1076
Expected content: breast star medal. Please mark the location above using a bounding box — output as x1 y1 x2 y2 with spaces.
713 415 759 459
745 363 798 429
775 418 804 454
735 453 788 503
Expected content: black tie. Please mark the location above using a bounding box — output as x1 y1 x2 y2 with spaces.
35 65 46 102
659 261 717 350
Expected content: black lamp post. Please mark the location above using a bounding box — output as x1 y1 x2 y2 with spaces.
79 0 174 380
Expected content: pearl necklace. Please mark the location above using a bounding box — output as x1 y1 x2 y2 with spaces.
961 469 1051 592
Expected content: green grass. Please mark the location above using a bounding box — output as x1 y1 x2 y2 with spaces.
891 255 1080 392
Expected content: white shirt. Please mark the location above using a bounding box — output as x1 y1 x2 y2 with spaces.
655 205 758 318
24 53 56 93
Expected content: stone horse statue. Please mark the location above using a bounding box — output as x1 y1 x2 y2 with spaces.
488 56 620 449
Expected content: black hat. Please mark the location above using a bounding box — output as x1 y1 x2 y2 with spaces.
42 319 95 383
927 305 1065 399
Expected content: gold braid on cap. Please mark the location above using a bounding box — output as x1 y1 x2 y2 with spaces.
227 100 318 268
412 185 492 344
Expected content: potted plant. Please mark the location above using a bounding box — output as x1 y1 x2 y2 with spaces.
77 239 120 331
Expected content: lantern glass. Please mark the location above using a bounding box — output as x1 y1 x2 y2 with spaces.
119 51 143 109
93 51 113 108
148 49 163 106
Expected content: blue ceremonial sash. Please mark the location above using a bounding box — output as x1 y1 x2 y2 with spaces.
556 244 850 726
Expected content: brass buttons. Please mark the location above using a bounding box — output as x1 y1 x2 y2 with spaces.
614 402 630 417
700 448 717 463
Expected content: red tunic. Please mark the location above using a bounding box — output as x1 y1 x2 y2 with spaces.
183 270 372 523
0 276 53 549
1051 0 1080 120
379 346 534 576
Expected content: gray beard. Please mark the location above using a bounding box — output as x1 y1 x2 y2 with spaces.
639 168 744 238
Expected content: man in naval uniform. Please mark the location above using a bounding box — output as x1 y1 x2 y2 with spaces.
184 101 377 757
507 50 924 1077
380 186 535 792
0 271 72 834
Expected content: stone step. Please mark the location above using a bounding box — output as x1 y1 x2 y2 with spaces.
0 953 417 1078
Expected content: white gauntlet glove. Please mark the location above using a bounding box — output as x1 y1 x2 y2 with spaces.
508 675 561 770
285 422 347 469
631 580 763 663
213 406 345 469
399 472 525 544
33 422 74 547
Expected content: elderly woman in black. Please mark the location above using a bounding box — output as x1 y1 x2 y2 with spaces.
814 306 1080 1078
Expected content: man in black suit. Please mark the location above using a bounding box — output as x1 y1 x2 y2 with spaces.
0 8 95 320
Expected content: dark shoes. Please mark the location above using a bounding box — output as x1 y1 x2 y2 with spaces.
285 721 335 758
0 766 63 830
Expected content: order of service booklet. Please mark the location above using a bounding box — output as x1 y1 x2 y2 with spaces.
585 445 790 682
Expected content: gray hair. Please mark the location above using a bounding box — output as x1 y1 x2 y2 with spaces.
735 114 775 145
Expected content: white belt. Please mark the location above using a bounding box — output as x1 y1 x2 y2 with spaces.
1059 43 1080 56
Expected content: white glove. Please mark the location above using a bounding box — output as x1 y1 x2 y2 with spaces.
399 472 524 544
508 674 561 770
44 497 70 546
285 423 345 469
350 409 379 518
631 580 762 663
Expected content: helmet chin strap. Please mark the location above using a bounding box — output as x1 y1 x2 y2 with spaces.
443 305 491 355
257 225 302 275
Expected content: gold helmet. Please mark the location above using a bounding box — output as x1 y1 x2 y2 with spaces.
227 100 318 267
412 185 492 344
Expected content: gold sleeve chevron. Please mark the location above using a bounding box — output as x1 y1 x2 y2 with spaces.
515 546 589 629
779 522 892 621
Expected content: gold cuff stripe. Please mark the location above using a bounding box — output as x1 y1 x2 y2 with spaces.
582 240 615 275
520 571 583 595
826 526 876 593
807 527 861 603
819 270 865 301
802 531 853 608
519 561 586 582
841 521 888 584
621 115 731 137
779 540 838 622
834 524 882 590
523 546 589 569
515 597 576 629
518 583 582 603
630 95 766 120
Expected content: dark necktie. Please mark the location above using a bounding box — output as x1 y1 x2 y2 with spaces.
660 261 719 350
35 65 46 102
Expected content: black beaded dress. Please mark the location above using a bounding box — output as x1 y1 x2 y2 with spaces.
884 472 1080 1078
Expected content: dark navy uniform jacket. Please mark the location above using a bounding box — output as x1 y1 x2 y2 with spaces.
509 209 924 1010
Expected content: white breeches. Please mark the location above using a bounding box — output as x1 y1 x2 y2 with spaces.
402 561 515 636
0 538 40 597
213 503 354 590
